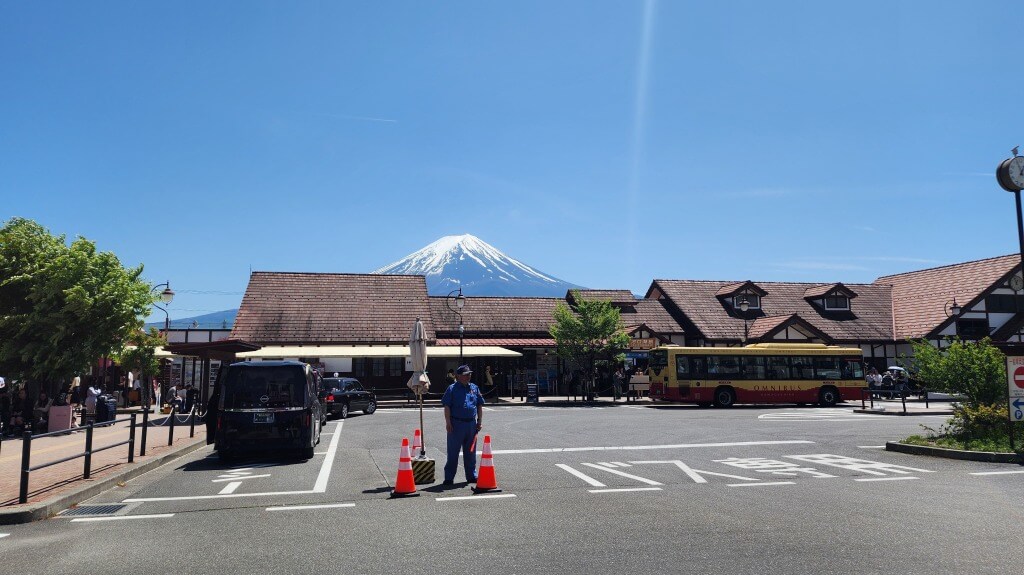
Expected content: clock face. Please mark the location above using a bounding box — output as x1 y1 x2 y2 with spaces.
1009 157 1024 189
1011 274 1024 292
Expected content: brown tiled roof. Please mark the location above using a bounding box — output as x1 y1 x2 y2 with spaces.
747 315 797 339
624 299 684 334
650 280 893 342
803 282 858 299
230 272 434 344
567 289 638 305
430 297 562 336
435 337 556 346
714 281 767 298
876 254 1020 339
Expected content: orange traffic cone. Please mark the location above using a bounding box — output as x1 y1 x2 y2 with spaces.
391 438 419 498
473 435 501 494
412 428 422 455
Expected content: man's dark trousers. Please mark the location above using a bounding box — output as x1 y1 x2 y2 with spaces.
445 419 477 482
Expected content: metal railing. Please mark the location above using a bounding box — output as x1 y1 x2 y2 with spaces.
860 387 930 414
16 405 202 504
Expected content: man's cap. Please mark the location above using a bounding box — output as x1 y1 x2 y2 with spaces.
455 365 473 375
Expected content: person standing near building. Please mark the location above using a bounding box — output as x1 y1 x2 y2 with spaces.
441 365 485 485
85 379 102 424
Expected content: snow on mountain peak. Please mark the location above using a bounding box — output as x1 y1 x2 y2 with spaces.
372 234 584 296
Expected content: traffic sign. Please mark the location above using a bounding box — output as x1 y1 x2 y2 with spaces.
1006 357 1024 398
1012 398 1024 422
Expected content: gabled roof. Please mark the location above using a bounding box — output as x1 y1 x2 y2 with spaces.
747 314 833 342
430 296 561 336
566 289 638 306
230 272 434 345
715 281 768 298
803 282 858 300
648 279 893 342
875 254 1020 339
626 299 685 334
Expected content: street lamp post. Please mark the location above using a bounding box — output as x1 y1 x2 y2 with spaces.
445 287 466 364
738 297 750 343
149 281 174 410
944 297 962 339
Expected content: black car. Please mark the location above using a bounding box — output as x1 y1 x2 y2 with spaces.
214 361 324 461
319 377 376 419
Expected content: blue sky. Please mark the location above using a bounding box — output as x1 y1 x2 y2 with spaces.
2 1 1022 323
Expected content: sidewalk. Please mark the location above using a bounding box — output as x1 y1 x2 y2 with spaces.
0 409 208 524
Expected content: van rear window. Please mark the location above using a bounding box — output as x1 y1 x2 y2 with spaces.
222 366 306 409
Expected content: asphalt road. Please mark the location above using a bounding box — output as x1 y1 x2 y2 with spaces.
2 402 1022 575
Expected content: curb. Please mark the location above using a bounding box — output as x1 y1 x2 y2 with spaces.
852 408 954 416
886 441 1023 463
0 438 211 526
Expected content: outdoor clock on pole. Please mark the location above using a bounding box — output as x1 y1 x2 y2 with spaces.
997 155 1024 192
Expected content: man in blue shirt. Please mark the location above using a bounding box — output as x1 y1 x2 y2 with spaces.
441 364 484 485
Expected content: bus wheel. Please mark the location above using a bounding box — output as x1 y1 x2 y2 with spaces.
818 386 839 407
713 387 736 408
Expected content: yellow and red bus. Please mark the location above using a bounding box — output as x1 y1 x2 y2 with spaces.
647 343 864 407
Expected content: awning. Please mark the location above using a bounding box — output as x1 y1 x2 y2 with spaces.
124 345 179 359
236 345 521 359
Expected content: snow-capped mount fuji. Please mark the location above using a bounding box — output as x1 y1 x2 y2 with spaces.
373 234 585 297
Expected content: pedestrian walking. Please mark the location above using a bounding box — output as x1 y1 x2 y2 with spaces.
441 365 485 485
613 368 624 401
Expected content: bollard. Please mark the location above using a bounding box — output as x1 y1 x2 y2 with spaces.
140 408 149 456
128 413 137 463
189 404 196 438
168 405 176 446
84 423 94 480
19 430 32 504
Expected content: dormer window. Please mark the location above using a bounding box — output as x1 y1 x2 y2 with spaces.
734 294 760 310
824 295 849 310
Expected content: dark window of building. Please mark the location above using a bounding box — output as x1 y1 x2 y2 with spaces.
353 358 369 378
985 294 1024 313
734 295 760 309
824 296 849 310
956 319 990 340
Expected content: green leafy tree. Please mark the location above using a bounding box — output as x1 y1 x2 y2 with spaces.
0 218 153 395
550 290 631 398
115 327 166 406
910 338 1006 407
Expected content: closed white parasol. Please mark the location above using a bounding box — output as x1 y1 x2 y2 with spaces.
407 318 431 456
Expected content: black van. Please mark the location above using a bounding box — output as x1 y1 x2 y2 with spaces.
214 361 324 461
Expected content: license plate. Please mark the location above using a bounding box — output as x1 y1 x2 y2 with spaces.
254 413 274 424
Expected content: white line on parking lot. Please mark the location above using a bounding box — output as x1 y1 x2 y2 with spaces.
970 470 1024 476
588 487 662 494
854 477 918 482
71 514 175 523
727 481 795 487
582 462 662 485
266 503 356 511
212 474 271 483
0 534 9 538
436 493 517 501
493 440 814 455
219 482 243 494
556 464 606 487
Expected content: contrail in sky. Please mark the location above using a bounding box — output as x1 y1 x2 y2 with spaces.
627 0 657 280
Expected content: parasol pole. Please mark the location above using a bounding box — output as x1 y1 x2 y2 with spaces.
418 387 425 457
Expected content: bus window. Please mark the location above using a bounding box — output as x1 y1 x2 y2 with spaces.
842 358 864 379
708 356 741 378
740 356 766 380
768 356 790 380
691 357 707 379
790 357 814 379
650 349 668 369
813 356 841 379
675 355 690 380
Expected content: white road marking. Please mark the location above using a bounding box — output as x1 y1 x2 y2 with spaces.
970 470 1024 476
212 474 271 483
556 464 606 487
71 514 174 523
0 534 9 539
589 487 662 494
266 503 355 511
727 481 795 487
855 477 919 482
582 462 662 485
621 405 647 410
493 440 814 455
125 421 345 503
219 481 243 494
314 451 329 455
436 493 517 501
482 407 497 411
